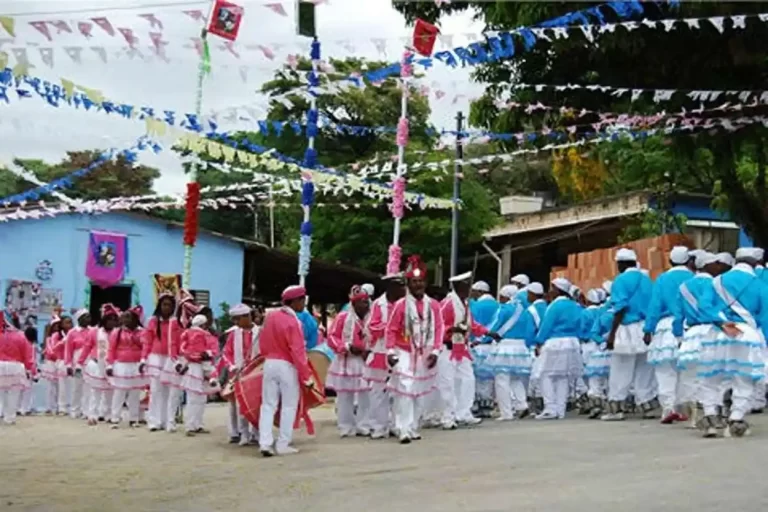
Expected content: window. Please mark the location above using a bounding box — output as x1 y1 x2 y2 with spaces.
685 220 740 254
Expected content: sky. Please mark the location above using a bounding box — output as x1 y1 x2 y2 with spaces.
1 0 486 195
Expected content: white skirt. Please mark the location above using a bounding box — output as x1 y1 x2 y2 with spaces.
583 341 611 378
536 337 582 379
108 362 148 390
0 361 27 390
327 354 370 393
180 362 219 395
145 353 167 379
159 357 184 387
613 321 647 355
676 324 713 370
487 339 533 377
386 348 437 398
471 343 496 381
647 317 678 365
697 323 765 381
83 359 112 391
41 360 65 381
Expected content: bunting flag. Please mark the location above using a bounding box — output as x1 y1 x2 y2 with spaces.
85 231 128 288
207 0 245 42
0 17 15 37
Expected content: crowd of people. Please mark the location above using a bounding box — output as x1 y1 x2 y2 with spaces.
0 243 766 457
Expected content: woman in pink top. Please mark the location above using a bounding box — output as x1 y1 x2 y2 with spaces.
179 314 220 436
54 316 73 415
79 304 120 425
143 293 182 432
326 285 372 437
41 316 64 414
64 309 93 419
0 312 35 425
106 306 147 428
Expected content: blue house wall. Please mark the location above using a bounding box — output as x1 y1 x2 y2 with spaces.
0 212 244 336
651 195 754 247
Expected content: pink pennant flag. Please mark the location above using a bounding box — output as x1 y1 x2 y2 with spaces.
29 21 52 41
220 41 240 58
435 90 446 99
189 37 204 57
64 46 83 64
78 21 93 38
38 47 54 67
264 3 287 16
149 32 169 61
139 13 163 29
51 20 72 33
118 27 138 47
257 45 275 60
91 17 115 36
183 10 205 22
91 46 107 63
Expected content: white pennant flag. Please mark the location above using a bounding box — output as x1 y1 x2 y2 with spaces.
640 19 657 29
38 47 54 67
731 15 746 29
759 13 768 22
598 23 616 34
371 38 387 56
238 65 248 83
631 89 643 102
530 28 551 41
579 25 594 42
622 21 638 31
653 89 675 103
91 46 107 63
708 16 725 33
662 19 676 32
437 34 453 48
684 18 700 29
552 27 568 39
64 46 83 64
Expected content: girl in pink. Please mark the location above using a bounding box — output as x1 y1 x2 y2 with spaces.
179 314 220 436
0 312 36 424
41 316 64 414
65 309 93 419
79 304 120 425
327 285 372 437
106 306 148 428
143 293 182 432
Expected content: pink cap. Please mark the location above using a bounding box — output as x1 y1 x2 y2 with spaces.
281 285 307 302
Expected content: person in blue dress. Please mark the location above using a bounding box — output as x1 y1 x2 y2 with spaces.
511 274 530 307
468 281 498 418
602 248 658 422
525 282 548 414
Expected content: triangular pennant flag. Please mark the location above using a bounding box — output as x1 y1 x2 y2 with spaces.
64 46 83 64
78 21 93 38
265 3 287 16
0 16 15 37
118 28 138 47
51 20 72 33
731 15 746 29
708 16 725 33
138 13 163 29
183 10 205 21
236 149 249 163
29 21 52 41
221 145 236 162
91 17 115 36
61 78 75 98
12 61 29 78
91 46 107 63
39 48 54 67
207 140 222 159
0 51 7 70
257 45 274 60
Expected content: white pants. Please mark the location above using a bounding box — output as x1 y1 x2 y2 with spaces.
440 358 475 424
587 376 608 399
394 394 423 438
57 375 69 413
147 376 179 430
655 362 698 410
355 390 370 432
366 381 390 436
541 375 569 417
69 376 85 418
87 388 110 421
100 389 113 419
495 374 528 419
19 386 34 414
336 391 369 434
751 380 766 410
111 388 141 424
47 379 59 413
184 392 207 432
608 353 657 405
1 389 20 424
258 359 300 451
228 400 252 438
475 378 494 402
700 374 755 421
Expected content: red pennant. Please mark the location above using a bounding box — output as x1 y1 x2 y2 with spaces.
139 13 163 30
207 0 244 42
77 21 93 38
264 3 287 16
183 10 205 21
29 21 52 41
413 18 439 57
51 20 72 33
118 27 138 47
91 17 115 36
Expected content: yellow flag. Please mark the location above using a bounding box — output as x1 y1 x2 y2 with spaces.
145 118 158 137
0 16 15 38
248 153 259 168
207 140 222 159
12 61 28 78
188 135 205 153
236 149 249 164
0 51 7 70
221 145 235 162
61 78 75 98
173 134 190 150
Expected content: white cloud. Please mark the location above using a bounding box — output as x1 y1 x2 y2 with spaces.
1 0 485 195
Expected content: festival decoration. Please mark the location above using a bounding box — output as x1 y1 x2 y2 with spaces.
207 0 244 41
85 231 128 288
35 260 54 281
183 182 201 247
153 274 182 302
298 38 320 285
413 19 439 57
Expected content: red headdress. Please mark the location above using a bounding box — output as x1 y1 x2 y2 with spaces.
404 255 427 280
129 305 145 325
349 285 369 302
176 288 202 328
100 303 121 318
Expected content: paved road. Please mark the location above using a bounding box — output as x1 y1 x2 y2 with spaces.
2 403 766 512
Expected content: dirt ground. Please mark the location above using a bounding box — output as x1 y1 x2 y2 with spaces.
3 402 768 512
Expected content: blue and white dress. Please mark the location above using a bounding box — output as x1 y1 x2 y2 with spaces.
486 300 536 377
644 266 694 366
610 268 653 355
671 272 719 370
584 304 613 379
469 295 499 383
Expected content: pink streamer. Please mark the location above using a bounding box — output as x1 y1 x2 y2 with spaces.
391 177 406 219
400 50 414 78
387 244 402 275
396 118 409 147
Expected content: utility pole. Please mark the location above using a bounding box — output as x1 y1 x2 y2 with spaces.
450 111 464 278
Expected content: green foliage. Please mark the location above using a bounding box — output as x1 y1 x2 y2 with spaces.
618 209 688 244
217 301 233 332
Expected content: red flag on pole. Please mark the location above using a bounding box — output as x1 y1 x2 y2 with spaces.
413 19 439 57
207 0 244 42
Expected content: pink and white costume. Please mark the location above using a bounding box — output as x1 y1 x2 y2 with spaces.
42 325 68 414
0 316 35 424
18 342 38 415
107 326 148 425
327 295 371 436
365 294 396 438
179 321 220 433
78 325 115 422
220 308 255 442
64 317 93 418
385 292 444 441
143 315 182 431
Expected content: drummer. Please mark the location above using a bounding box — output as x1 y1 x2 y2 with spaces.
220 304 256 446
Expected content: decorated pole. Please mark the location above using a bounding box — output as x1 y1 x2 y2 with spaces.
183 0 243 286
298 38 320 287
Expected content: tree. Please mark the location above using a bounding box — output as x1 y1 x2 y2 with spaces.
0 151 160 201
394 2 768 245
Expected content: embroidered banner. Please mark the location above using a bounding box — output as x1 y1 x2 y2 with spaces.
85 231 127 288
152 273 182 302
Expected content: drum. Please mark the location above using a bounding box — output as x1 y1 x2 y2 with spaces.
234 356 325 435
220 376 237 402
308 343 334 387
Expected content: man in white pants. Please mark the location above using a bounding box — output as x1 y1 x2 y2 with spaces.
259 285 315 456
602 248 659 421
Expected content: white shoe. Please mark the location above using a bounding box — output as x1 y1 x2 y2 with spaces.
460 416 483 426
339 429 354 438
166 425 177 433
276 445 299 455
441 421 458 430
370 431 386 440
600 412 625 421
238 437 250 446
535 411 558 420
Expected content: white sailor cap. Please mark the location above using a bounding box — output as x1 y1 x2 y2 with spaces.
695 252 717 269
499 284 518 299
735 247 764 261
569 285 581 299
552 278 572 294
73 308 89 322
669 246 690 265
449 271 473 283
382 272 405 283
191 314 207 327
228 303 252 317
602 280 613 295
527 282 544 295
471 280 490 292
510 274 530 286
615 248 637 262
716 252 735 267
361 283 375 296
595 288 608 303
586 289 601 304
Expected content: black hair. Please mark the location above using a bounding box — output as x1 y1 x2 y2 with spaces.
100 313 118 329
152 296 176 339
10 316 21 329
24 327 37 343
